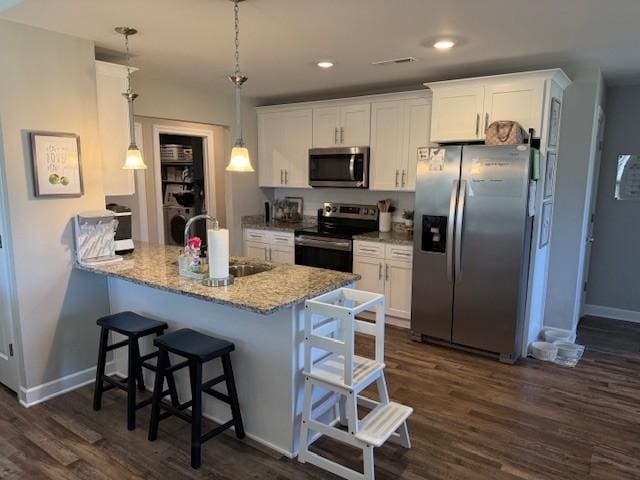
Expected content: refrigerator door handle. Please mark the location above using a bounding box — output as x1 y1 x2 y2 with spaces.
446 179 459 283
455 180 467 283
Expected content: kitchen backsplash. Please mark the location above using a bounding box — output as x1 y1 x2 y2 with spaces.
271 188 415 220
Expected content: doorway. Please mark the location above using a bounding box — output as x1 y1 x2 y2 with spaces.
578 106 606 322
0 125 18 392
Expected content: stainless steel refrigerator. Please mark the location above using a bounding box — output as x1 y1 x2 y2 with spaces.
411 145 534 363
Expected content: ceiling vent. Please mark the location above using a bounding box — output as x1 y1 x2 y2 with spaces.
371 57 418 66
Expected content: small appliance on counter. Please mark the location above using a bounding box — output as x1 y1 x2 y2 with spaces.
106 203 134 254
74 210 122 266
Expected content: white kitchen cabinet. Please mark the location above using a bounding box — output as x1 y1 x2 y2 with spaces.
426 70 570 143
483 80 544 137
243 229 295 264
384 259 413 319
258 108 312 188
353 241 413 320
244 240 269 261
96 61 136 196
312 103 371 147
430 85 485 143
353 255 384 295
370 96 430 192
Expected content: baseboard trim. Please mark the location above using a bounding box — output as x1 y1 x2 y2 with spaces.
19 361 116 408
582 304 640 324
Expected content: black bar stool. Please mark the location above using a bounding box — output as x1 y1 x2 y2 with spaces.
93 311 168 431
148 328 245 469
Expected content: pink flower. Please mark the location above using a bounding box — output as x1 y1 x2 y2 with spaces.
187 236 202 250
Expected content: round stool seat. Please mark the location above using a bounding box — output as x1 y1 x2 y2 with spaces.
97 311 167 337
155 328 234 362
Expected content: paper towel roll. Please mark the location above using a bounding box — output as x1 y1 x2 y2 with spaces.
208 228 229 279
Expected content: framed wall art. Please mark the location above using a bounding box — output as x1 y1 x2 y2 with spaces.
543 151 557 199
548 98 561 148
30 131 83 197
539 201 553 248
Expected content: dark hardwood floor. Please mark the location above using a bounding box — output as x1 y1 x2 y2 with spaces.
0 316 638 479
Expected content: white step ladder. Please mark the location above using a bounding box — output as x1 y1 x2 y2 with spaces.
298 288 412 480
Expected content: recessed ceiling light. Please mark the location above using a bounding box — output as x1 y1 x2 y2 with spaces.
434 39 456 50
317 61 334 69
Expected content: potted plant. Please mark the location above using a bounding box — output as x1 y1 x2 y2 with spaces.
402 210 414 228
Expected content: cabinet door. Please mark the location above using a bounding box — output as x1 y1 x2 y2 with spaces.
284 109 312 187
270 245 294 264
483 80 544 138
258 111 286 187
402 98 431 191
384 259 413 319
430 85 484 142
353 255 384 295
244 240 269 261
96 62 135 195
312 106 341 147
340 103 371 146
370 100 405 191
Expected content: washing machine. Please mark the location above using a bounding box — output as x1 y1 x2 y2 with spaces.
164 206 196 246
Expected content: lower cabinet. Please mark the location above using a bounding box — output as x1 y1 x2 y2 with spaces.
243 229 295 264
353 241 413 320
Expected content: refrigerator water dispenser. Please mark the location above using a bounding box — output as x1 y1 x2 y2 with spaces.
421 215 447 253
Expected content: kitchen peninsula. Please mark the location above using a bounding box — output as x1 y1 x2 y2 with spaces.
76 242 359 457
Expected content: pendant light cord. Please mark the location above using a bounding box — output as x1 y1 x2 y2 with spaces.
233 0 241 78
124 32 132 96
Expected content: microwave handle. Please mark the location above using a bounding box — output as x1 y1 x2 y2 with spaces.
349 155 356 181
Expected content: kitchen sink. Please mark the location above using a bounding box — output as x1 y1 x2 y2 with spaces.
229 263 273 277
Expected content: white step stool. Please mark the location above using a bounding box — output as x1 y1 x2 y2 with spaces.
298 287 412 480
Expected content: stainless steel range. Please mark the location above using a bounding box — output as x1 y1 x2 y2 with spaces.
295 203 378 272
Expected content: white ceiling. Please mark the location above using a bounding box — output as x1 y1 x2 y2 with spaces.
2 0 640 103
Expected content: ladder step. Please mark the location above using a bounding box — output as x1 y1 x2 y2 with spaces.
305 353 384 390
355 401 412 448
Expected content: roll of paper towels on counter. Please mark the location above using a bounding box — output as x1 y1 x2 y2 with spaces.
208 228 229 279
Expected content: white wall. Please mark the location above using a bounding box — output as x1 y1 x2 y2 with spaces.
0 20 110 396
544 69 605 331
132 72 267 255
586 85 640 317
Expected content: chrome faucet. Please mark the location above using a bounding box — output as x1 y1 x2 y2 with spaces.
183 214 219 250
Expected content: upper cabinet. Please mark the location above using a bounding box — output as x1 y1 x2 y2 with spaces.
95 61 136 196
257 91 431 190
312 103 371 147
258 108 312 188
370 95 431 191
427 70 569 143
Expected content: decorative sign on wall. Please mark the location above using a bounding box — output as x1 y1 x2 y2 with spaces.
30 132 83 197
543 151 557 199
615 154 640 201
539 201 553 248
548 98 561 148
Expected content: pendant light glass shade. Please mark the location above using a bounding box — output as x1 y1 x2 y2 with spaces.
123 145 147 170
227 143 254 172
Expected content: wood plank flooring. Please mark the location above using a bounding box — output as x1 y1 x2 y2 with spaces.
0 315 638 479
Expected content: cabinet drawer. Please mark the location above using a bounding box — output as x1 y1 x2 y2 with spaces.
244 229 269 243
269 231 294 246
385 244 413 263
354 241 385 258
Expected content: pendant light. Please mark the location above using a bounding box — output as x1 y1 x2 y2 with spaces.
116 26 147 170
226 0 255 172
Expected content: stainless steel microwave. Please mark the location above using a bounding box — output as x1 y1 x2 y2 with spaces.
308 147 370 188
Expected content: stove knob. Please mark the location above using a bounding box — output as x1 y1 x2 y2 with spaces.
325 206 332 213
332 207 337 213
362 208 369 215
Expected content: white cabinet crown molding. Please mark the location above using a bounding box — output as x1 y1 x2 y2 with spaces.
424 68 571 91
256 90 431 114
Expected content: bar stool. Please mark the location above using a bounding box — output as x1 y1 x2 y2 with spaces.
148 328 245 469
93 311 168 431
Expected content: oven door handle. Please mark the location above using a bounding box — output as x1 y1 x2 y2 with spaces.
295 236 352 251
349 155 356 181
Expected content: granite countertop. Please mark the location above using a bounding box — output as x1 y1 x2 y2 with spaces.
353 230 414 246
242 221 310 232
76 242 359 315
